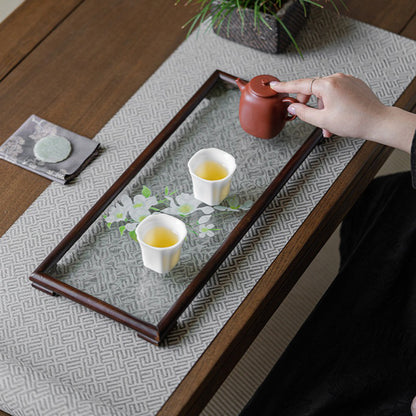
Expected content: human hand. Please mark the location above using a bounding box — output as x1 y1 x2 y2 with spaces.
270 73 416 153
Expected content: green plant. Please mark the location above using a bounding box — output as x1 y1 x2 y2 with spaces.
176 0 347 55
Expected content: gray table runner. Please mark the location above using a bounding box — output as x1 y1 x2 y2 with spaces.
1 9 415 416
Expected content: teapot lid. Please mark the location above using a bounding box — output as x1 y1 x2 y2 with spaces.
249 75 280 98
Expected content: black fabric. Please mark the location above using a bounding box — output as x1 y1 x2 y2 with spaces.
411 130 416 188
241 171 416 416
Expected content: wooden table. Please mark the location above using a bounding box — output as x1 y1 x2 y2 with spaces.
0 1 415 415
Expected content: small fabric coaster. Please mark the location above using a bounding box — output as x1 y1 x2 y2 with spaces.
0 115 100 184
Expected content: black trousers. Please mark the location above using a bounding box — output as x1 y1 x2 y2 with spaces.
241 172 416 416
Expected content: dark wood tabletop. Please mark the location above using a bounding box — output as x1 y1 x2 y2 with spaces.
0 1 415 415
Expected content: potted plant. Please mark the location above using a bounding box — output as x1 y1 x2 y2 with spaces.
177 0 346 55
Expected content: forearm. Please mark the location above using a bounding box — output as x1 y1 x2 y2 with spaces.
368 106 416 153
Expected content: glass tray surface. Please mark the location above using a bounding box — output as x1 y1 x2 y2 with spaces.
31 71 319 344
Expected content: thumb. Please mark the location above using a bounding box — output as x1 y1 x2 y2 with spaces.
288 103 323 127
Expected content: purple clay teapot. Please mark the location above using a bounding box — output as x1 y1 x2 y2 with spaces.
236 74 298 139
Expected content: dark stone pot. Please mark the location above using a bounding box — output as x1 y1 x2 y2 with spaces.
213 0 310 54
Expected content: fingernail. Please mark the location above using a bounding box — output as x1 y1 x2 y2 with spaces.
269 81 279 88
322 129 332 138
288 105 296 115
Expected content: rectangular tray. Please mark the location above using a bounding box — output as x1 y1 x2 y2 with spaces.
30 70 322 345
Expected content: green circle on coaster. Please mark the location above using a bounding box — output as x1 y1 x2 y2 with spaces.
33 135 72 163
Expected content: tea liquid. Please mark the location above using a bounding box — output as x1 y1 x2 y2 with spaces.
195 160 228 181
143 226 179 248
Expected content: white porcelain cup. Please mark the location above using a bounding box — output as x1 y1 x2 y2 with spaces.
188 148 236 205
136 213 187 274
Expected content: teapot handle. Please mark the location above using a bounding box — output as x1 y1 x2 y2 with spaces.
282 97 298 121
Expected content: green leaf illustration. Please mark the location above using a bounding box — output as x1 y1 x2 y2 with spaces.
129 230 138 242
240 200 254 210
226 195 240 209
119 225 126 236
142 185 151 198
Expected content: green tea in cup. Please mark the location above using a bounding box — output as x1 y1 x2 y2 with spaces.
143 226 179 248
195 160 228 181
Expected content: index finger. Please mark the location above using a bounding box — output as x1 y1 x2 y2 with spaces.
270 78 320 96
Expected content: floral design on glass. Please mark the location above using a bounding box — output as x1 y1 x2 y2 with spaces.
104 185 253 241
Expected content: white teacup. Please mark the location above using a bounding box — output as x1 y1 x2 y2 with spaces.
136 213 187 274
188 148 236 205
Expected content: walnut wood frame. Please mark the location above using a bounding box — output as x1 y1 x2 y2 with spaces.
29 69 323 345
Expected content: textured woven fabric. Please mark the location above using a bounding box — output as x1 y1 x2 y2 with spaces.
0 9 415 416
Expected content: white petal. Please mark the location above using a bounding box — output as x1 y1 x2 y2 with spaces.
145 196 158 207
198 215 211 224
165 196 177 207
120 194 133 207
125 222 138 231
200 206 215 214
161 207 178 215
177 193 201 207
133 194 146 205
130 207 151 222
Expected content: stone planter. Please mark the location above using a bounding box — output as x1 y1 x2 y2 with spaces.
213 0 310 54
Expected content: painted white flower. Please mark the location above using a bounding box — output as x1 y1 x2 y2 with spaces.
198 223 216 238
104 194 134 223
129 209 150 223
162 193 213 216
133 194 157 209
129 194 157 221
119 194 133 209
105 202 129 223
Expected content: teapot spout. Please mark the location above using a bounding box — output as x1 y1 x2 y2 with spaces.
235 78 247 92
